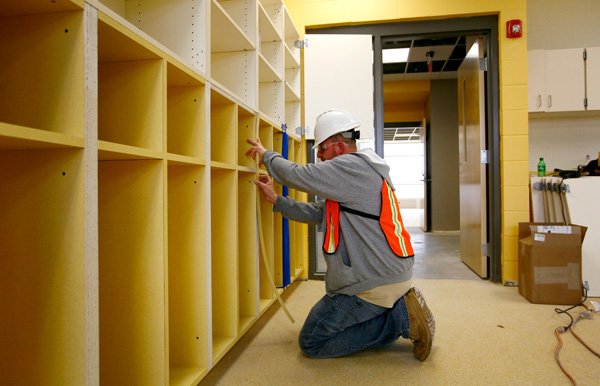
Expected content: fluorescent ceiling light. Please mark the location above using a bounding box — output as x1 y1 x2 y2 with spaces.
382 48 409 63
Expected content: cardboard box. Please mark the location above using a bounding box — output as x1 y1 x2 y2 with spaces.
518 223 587 305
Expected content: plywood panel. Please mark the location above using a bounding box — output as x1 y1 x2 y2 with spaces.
0 149 85 385
98 160 166 385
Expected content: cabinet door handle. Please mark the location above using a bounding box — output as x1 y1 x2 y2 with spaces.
547 95 552 109
537 94 542 109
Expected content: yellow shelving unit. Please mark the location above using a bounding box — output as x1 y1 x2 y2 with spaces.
0 9 84 139
210 89 237 167
168 165 209 386
284 6 302 134
167 62 207 163
0 149 86 385
1 0 304 384
238 171 259 333
294 141 308 279
0 2 87 384
99 0 209 73
238 106 257 170
211 0 257 108
258 118 276 312
272 130 284 286
210 167 238 363
98 160 166 385
97 13 165 159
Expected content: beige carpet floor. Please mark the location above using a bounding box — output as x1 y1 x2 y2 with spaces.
200 279 600 386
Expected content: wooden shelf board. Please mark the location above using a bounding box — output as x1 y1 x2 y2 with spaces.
284 8 300 41
284 45 300 69
211 1 254 53
0 122 84 150
169 366 208 386
98 140 164 160
167 61 207 88
210 160 237 170
0 0 82 16
237 165 257 173
258 4 281 42
285 82 300 102
259 53 281 82
239 315 256 336
259 298 275 314
212 335 237 364
166 153 205 166
293 268 304 280
98 12 162 62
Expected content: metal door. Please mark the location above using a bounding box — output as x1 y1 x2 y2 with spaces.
421 117 428 232
458 38 488 278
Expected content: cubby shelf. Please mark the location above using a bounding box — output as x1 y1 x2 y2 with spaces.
98 0 209 73
210 167 239 364
167 62 207 162
0 149 86 385
1 0 304 384
98 159 166 385
0 122 84 150
0 10 84 138
168 165 209 386
211 0 257 108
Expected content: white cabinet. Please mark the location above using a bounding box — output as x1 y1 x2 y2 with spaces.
528 48 586 112
528 49 545 111
586 47 600 110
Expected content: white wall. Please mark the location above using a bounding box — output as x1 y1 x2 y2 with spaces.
528 117 600 171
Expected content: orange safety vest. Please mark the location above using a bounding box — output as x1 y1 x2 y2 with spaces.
323 179 414 257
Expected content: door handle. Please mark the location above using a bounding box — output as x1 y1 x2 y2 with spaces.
537 94 542 109
547 95 552 109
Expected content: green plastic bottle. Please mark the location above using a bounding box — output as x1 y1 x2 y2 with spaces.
537 157 546 177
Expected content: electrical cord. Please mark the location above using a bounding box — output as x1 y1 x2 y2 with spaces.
253 133 295 324
553 286 596 386
571 311 599 358
554 329 576 386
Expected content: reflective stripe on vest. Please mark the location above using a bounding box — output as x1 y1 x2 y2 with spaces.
379 179 414 257
322 179 413 257
323 199 340 254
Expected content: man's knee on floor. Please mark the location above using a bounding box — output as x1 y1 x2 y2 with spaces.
298 331 321 358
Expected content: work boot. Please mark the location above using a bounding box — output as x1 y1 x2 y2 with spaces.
404 287 435 361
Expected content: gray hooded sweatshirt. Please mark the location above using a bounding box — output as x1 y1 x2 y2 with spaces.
263 148 414 296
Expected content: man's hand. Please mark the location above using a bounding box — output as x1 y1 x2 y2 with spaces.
246 138 267 164
255 174 277 204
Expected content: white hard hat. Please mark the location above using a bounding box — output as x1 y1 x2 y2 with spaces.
312 109 360 149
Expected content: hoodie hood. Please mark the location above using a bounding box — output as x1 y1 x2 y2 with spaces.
352 148 395 188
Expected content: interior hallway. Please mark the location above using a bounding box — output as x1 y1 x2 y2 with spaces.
408 228 480 281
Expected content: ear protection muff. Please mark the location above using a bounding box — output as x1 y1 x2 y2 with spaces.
341 129 360 141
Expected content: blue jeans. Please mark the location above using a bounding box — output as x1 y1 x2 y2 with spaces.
298 293 410 358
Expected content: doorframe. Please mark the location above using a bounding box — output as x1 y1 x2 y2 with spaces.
307 15 502 282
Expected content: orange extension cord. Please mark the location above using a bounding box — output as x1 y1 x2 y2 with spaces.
554 306 598 386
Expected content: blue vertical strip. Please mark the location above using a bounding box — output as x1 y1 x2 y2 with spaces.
281 130 291 287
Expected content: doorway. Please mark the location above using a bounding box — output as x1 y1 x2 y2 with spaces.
383 123 426 229
305 15 501 282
